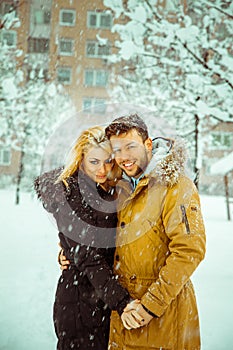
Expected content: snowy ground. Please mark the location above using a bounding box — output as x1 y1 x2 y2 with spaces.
0 190 233 350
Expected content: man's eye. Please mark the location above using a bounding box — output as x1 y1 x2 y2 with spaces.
128 145 136 149
105 158 113 164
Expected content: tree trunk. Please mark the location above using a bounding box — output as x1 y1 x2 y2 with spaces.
224 174 231 221
15 149 25 205
193 114 199 189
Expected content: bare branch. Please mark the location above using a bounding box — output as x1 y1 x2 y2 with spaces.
199 0 233 19
144 0 162 22
175 35 233 90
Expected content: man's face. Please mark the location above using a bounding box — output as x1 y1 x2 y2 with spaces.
110 129 152 178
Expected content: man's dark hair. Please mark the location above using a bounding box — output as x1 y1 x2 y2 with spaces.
105 114 149 142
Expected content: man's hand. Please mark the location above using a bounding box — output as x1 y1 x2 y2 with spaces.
122 299 154 329
58 243 70 270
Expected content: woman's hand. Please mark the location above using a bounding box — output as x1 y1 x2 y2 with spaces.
58 243 70 270
121 309 143 330
121 300 142 330
121 299 153 329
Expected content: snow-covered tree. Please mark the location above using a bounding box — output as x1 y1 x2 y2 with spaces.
0 14 75 204
0 52 75 203
104 0 233 186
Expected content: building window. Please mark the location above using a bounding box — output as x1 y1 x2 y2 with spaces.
34 10 51 25
82 98 106 114
0 148 11 166
86 41 110 58
217 22 230 40
0 30 17 47
210 132 233 150
59 38 74 56
57 67 72 85
27 68 48 81
0 2 17 17
87 11 112 29
28 38 49 53
59 9 76 26
84 70 108 87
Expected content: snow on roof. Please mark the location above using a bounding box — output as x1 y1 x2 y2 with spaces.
210 152 233 175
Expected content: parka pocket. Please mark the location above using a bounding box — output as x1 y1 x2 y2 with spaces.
180 199 204 235
123 309 174 349
180 204 190 234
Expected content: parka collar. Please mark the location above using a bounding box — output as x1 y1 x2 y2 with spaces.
145 138 187 187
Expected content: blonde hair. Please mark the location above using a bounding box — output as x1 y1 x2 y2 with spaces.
56 126 121 186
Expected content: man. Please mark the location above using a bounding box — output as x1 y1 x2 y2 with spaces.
104 114 206 349
61 114 206 349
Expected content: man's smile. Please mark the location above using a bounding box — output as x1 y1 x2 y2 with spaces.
121 161 136 170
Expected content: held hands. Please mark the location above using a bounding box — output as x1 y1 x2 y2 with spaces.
58 243 154 330
121 299 154 330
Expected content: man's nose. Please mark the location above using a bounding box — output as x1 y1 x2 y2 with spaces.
117 149 131 160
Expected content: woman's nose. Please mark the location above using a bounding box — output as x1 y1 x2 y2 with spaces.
98 163 106 174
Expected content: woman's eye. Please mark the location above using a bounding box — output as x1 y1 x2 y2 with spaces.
90 160 98 165
105 158 113 164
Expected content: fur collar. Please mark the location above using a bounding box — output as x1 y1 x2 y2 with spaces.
145 138 188 187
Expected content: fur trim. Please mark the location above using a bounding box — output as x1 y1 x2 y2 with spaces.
34 167 67 211
146 138 188 187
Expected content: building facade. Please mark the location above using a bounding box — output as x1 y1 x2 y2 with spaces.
0 0 232 196
0 0 116 183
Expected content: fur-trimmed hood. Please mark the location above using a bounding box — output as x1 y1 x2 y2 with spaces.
145 137 188 187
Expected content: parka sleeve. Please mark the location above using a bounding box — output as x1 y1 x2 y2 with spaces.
141 176 206 317
63 235 130 315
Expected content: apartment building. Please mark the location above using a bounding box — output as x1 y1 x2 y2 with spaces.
25 0 116 113
0 0 232 197
0 0 116 181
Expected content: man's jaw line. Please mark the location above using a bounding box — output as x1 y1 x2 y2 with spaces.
120 161 144 178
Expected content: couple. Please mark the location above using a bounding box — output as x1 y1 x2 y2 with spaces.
35 114 206 350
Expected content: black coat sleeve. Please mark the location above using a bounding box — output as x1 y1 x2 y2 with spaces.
62 235 130 315
34 168 66 213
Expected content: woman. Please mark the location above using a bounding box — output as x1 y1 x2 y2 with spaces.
34 126 132 350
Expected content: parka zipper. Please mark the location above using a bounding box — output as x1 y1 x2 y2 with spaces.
180 204 190 234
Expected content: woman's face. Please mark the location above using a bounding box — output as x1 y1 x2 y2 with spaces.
82 146 114 184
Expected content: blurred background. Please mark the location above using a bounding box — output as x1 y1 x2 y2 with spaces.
0 0 233 203
0 1 233 349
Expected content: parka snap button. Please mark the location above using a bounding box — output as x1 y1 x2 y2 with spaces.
130 274 137 281
120 222 125 228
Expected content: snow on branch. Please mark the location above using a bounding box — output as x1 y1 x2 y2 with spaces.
199 0 233 20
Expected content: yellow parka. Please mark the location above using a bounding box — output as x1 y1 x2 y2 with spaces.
109 140 206 350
